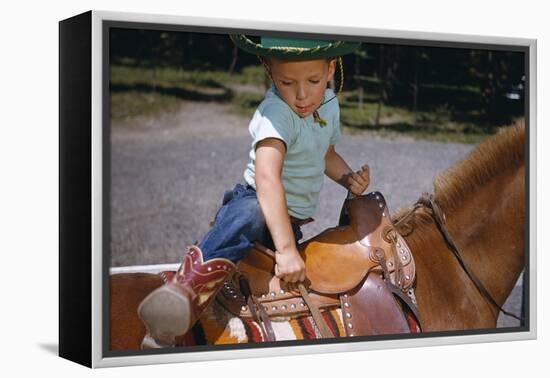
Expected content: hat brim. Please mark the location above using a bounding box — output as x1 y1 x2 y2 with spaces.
230 35 361 60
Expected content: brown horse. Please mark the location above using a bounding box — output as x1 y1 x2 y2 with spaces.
393 122 525 331
109 123 525 350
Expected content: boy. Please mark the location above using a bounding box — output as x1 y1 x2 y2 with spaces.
138 35 370 347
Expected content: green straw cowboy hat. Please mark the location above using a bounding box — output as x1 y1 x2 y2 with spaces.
229 35 361 60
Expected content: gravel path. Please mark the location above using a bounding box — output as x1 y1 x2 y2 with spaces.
110 100 523 327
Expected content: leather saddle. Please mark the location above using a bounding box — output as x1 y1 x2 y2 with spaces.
216 191 421 339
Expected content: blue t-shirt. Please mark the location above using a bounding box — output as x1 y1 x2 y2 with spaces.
243 85 342 219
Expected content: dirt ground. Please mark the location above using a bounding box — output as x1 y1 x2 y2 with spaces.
110 99 524 327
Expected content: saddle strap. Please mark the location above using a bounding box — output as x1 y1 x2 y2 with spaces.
253 242 334 338
298 284 334 338
238 274 276 342
376 251 422 329
389 285 422 329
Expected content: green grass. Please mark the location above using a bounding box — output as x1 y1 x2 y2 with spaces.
111 65 265 89
343 126 491 144
110 91 183 121
110 64 267 120
340 100 412 126
228 91 265 118
110 64 513 143
337 89 504 143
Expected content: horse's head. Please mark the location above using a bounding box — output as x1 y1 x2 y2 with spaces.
391 122 526 330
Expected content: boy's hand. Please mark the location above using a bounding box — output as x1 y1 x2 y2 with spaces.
347 164 370 196
274 248 306 284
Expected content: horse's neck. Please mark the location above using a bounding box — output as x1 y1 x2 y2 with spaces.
405 163 525 330
443 162 525 305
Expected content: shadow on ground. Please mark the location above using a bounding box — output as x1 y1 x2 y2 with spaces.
38 343 58 356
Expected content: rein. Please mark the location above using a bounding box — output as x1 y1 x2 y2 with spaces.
395 193 524 322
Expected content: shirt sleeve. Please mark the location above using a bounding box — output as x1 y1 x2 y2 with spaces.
249 101 296 150
329 98 342 145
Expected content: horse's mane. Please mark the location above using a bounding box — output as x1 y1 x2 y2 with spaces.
394 122 525 231
434 121 525 213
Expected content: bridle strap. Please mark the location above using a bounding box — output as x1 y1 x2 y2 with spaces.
414 193 523 322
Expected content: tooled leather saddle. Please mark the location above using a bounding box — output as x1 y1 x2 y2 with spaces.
216 191 422 340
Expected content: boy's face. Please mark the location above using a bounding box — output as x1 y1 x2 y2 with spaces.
266 58 336 118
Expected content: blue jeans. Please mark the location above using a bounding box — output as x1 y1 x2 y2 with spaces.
199 184 303 263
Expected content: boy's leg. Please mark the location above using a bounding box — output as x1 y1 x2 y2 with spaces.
138 184 290 347
199 184 271 262
199 183 303 260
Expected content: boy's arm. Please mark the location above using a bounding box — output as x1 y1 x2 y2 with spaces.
325 144 370 195
255 138 306 284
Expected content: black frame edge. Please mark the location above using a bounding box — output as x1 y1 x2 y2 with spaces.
59 10 93 368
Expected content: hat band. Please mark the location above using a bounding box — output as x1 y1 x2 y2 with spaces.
239 35 343 54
